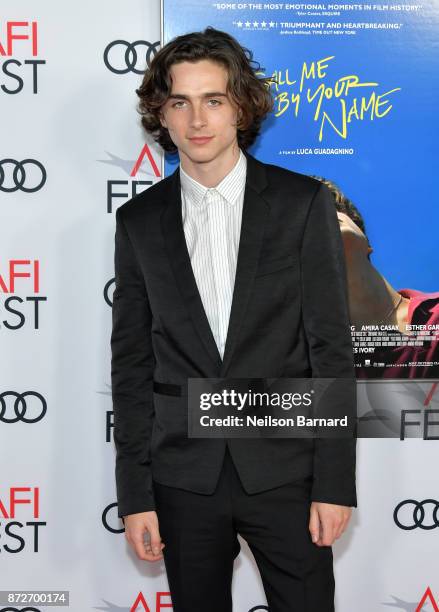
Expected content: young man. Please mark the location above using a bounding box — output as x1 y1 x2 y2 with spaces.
111 27 356 612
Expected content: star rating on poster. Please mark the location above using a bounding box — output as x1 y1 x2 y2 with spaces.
234 20 277 29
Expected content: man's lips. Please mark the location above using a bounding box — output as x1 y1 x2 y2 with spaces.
189 136 214 144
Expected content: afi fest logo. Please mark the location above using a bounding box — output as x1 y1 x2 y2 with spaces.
94 593 269 611
94 592 172 611
95 380 115 444
0 21 45 94
0 487 46 553
103 388 114 443
99 144 161 213
358 380 438 440
400 381 439 440
384 587 439 611
0 260 46 330
417 588 439 612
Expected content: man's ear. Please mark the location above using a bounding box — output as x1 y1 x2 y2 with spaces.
236 107 243 129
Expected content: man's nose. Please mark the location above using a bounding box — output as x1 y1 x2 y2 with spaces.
190 104 207 128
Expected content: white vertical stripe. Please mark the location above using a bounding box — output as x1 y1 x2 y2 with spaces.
180 149 247 359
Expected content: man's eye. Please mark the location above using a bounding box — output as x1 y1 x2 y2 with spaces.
171 99 221 108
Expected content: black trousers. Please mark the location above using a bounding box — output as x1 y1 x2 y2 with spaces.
153 446 334 612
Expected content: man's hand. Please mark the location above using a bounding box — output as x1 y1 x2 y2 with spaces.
123 511 165 562
309 502 352 546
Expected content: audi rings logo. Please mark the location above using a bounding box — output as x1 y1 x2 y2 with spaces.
0 159 47 193
0 391 47 423
103 40 160 74
1 608 40 612
104 278 115 307
394 499 439 530
102 502 124 534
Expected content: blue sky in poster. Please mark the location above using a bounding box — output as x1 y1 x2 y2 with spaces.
163 1 438 292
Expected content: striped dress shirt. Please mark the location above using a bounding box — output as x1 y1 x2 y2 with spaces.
180 149 247 359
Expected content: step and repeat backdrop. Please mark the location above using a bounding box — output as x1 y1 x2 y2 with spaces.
1 0 438 611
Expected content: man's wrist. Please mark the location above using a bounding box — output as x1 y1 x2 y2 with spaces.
117 499 156 520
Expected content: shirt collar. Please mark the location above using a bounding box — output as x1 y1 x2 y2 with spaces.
179 148 247 207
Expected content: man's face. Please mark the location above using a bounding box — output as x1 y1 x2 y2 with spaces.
337 211 373 259
159 59 241 165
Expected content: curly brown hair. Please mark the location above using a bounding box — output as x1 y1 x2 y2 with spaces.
136 27 275 152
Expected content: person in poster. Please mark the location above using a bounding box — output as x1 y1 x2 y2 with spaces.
111 27 356 612
316 176 439 379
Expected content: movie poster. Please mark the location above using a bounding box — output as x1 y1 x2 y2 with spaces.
162 1 439 379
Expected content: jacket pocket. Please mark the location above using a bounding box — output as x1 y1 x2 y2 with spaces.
255 254 296 277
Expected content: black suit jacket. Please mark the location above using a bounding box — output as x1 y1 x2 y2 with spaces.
111 150 357 518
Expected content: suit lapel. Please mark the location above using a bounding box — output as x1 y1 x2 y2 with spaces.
161 168 223 372
220 152 269 376
160 151 270 376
